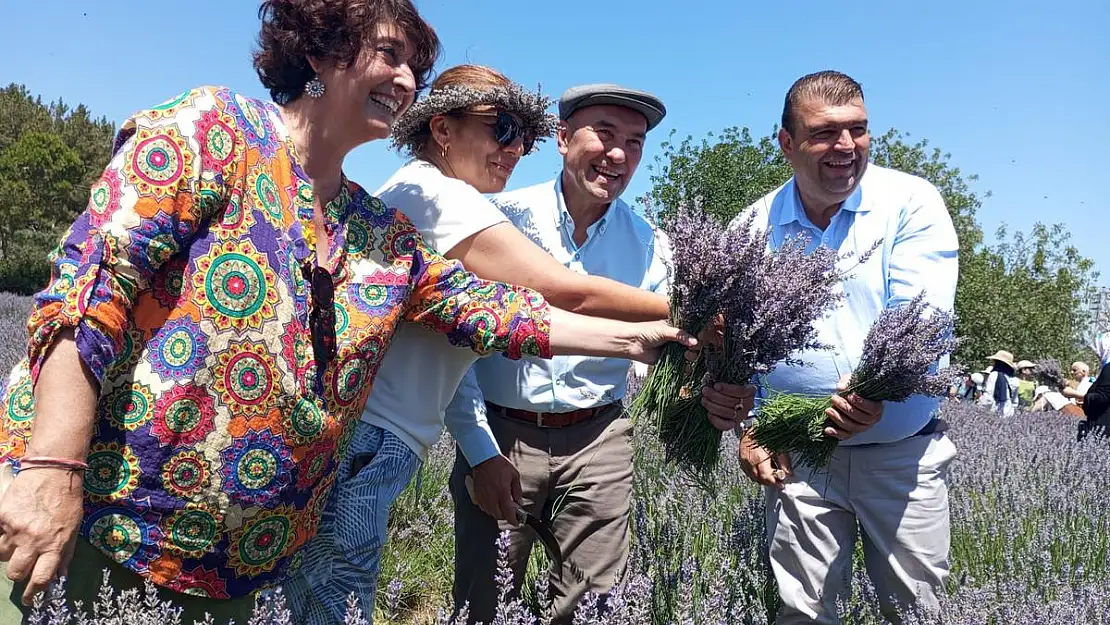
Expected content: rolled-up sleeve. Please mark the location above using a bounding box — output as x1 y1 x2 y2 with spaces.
27 90 230 384
402 226 552 360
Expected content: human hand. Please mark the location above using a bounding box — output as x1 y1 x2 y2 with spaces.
738 429 792 491
824 374 883 440
685 314 724 363
702 382 757 432
0 467 85 604
626 320 697 364
469 455 522 526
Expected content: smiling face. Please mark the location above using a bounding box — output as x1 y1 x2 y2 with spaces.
312 22 417 146
779 95 870 212
558 104 647 207
433 106 526 193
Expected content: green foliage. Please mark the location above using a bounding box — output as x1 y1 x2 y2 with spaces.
645 126 1098 367
959 223 1098 367
641 127 792 223
0 83 115 294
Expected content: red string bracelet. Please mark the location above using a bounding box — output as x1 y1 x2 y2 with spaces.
13 456 89 474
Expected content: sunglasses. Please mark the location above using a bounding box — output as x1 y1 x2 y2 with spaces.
302 262 337 394
459 110 536 154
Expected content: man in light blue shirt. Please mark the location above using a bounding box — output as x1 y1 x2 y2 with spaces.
712 71 959 623
445 84 678 624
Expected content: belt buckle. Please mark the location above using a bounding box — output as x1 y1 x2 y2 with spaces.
537 412 545 428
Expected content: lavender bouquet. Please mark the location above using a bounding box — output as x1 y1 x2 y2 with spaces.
630 202 733 440
752 293 958 468
635 202 851 484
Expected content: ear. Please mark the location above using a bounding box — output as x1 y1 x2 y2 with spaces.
306 56 324 75
429 114 451 150
556 122 570 156
778 127 794 159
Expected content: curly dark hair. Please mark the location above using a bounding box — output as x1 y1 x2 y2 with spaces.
254 0 440 105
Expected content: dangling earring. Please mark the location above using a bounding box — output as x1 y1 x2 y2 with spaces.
304 75 326 99
441 143 450 161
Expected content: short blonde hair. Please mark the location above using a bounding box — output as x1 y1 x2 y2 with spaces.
1072 361 1090 376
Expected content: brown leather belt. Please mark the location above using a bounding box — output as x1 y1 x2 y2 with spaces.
486 401 616 428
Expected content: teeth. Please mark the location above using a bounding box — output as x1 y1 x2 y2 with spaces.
827 160 852 166
369 95 399 114
595 166 621 178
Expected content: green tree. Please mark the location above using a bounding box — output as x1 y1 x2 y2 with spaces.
0 83 115 294
642 127 792 223
0 131 83 257
645 126 1097 366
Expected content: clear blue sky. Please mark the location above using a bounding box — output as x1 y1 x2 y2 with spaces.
2 1 1107 284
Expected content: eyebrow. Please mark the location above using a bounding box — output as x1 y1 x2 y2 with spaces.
375 36 408 53
809 119 869 133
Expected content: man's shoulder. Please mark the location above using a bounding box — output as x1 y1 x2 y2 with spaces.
731 179 792 230
861 164 942 202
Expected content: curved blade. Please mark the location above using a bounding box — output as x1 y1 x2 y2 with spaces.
465 475 564 570
518 508 564 570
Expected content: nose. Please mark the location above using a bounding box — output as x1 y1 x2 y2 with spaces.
503 134 525 157
393 64 416 99
834 129 855 151
607 146 627 164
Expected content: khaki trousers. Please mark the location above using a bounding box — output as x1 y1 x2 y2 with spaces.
768 432 957 624
450 403 632 625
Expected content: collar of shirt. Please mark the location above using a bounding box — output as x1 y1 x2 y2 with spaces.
774 176 871 231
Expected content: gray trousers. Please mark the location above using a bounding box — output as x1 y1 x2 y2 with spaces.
450 403 632 625
768 432 957 624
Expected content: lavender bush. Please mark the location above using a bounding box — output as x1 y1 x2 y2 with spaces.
5 292 1110 624
0 292 32 376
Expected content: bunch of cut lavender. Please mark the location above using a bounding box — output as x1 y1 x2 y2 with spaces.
629 200 733 432
1034 358 1066 390
655 212 851 485
753 293 958 468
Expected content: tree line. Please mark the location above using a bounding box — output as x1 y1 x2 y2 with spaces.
0 83 1096 367
0 83 116 294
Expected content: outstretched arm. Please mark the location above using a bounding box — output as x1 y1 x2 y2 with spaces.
448 222 669 322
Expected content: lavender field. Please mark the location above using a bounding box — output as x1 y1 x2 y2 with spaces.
2 291 1109 624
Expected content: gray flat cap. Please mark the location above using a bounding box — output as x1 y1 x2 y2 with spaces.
559 83 666 131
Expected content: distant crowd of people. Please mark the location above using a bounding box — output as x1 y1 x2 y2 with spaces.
952 338 1110 440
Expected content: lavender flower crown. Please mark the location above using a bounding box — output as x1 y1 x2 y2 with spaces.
390 83 559 153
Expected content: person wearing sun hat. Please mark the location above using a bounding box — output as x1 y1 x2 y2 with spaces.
979 349 1020 416
1015 359 1037 406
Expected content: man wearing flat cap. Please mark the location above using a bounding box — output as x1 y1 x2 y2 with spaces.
446 84 672 623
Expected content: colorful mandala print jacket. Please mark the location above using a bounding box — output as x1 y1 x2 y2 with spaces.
0 86 552 598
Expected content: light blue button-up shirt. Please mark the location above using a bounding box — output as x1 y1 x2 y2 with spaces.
445 176 672 466
738 164 959 446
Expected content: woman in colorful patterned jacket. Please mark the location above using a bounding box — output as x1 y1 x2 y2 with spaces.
0 1 691 622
